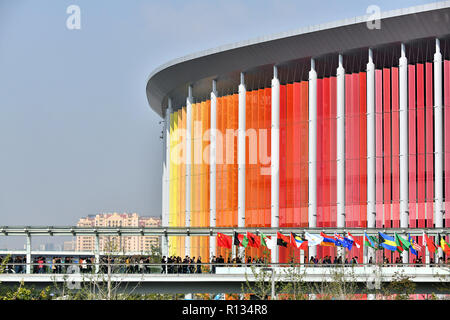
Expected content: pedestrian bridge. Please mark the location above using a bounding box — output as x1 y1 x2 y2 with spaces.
0 266 448 294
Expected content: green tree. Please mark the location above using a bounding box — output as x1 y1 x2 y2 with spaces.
382 270 416 300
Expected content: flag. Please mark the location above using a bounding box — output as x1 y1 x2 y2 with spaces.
378 232 397 251
440 235 450 255
234 232 248 248
364 232 380 249
333 233 344 247
261 233 276 250
334 233 353 250
277 232 289 247
247 231 261 248
412 239 422 252
217 233 232 249
320 232 336 247
394 233 411 253
347 232 361 248
342 236 354 250
408 234 421 256
423 232 437 253
304 232 323 246
260 233 269 247
265 235 277 250
290 232 308 250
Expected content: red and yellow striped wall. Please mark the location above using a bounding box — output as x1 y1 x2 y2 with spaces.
190 100 210 260
216 94 239 259
169 108 186 257
167 57 450 263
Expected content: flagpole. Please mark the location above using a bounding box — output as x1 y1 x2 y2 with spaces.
300 247 304 266
423 231 430 265
380 233 385 265
362 232 366 264
437 233 443 263
366 48 376 266
399 43 409 265
336 54 346 263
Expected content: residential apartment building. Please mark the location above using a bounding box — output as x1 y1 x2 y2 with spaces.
75 213 161 253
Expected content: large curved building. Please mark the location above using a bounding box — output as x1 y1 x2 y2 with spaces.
146 2 450 264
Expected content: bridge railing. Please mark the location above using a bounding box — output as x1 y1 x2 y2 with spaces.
1 262 448 275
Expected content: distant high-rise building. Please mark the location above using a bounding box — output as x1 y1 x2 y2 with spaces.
75 213 161 253
38 243 55 251
63 240 76 251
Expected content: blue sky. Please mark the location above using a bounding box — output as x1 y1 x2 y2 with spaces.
0 0 437 229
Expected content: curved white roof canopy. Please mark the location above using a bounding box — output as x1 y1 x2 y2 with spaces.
146 1 450 117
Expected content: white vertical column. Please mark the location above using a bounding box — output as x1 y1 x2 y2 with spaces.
434 38 444 260
308 59 318 258
238 73 246 259
336 54 346 260
399 44 409 263
162 99 172 258
423 231 430 265
94 233 100 273
271 66 280 264
185 85 193 257
26 233 32 274
210 80 218 258
366 48 376 263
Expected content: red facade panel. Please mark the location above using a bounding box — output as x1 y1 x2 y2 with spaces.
264 87 272 227
330 77 337 228
375 69 384 228
445 60 450 228
245 92 252 227
425 62 434 228
317 79 323 227
408 64 417 228
353 73 360 228
280 84 287 227
345 73 353 228
391 67 400 228
286 84 294 227
359 72 367 228
323 77 331 228
257 89 265 228
293 82 302 227
417 64 426 228
300 82 309 227
383 68 392 228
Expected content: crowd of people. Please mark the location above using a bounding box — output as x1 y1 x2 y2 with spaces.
1 254 448 274
161 256 204 274
98 256 162 274
160 255 274 274
0 255 160 274
308 255 358 265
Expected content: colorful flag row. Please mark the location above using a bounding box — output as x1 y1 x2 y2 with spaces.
216 231 363 251
364 232 450 256
217 231 274 249
217 231 450 255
